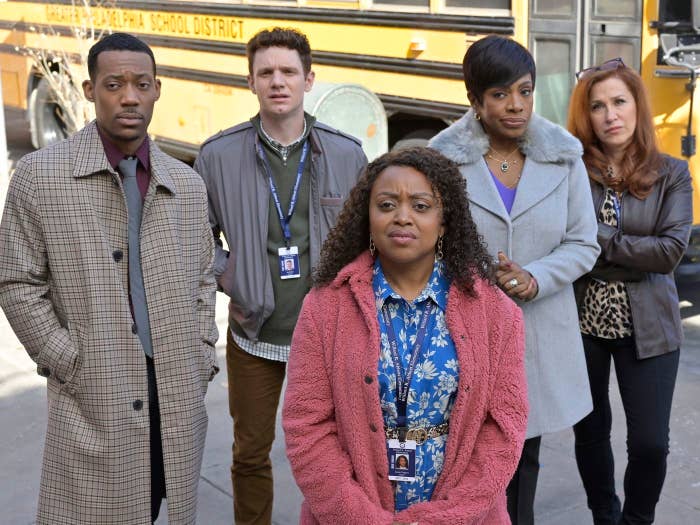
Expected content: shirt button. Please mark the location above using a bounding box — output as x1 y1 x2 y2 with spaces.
369 423 377 432
112 250 123 262
38 367 51 377
364 375 373 384
133 399 143 411
132 323 138 334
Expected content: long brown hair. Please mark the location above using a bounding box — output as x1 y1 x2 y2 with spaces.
313 147 493 294
567 66 662 198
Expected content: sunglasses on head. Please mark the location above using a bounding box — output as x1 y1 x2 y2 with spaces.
575 57 625 81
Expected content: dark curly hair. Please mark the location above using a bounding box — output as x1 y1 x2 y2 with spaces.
314 147 494 294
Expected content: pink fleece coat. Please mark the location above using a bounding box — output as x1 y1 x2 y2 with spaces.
282 252 528 524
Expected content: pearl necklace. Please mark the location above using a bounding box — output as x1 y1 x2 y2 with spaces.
486 146 520 173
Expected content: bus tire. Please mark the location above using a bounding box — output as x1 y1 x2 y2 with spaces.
392 128 441 151
28 75 69 149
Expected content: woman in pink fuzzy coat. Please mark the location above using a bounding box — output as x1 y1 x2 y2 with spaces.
282 147 528 524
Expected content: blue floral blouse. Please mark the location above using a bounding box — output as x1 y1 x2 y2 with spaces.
373 259 459 511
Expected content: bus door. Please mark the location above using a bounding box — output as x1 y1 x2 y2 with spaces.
528 0 642 126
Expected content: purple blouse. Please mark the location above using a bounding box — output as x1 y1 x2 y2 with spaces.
489 169 517 214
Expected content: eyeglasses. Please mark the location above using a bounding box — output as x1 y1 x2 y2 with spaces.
575 57 626 81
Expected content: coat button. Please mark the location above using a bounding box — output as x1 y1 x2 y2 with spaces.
132 323 138 334
38 366 51 377
369 423 377 432
133 399 143 411
112 250 123 262
364 375 373 384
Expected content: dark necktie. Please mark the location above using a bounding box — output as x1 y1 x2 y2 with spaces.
118 157 153 358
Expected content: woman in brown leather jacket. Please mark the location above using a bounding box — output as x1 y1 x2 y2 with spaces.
567 60 692 525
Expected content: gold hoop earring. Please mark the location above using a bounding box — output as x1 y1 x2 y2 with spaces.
369 237 376 257
474 113 481 121
435 235 444 261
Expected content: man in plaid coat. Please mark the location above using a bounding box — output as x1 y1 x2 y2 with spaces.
0 34 218 524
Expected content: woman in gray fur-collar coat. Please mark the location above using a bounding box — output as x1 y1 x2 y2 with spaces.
430 35 600 525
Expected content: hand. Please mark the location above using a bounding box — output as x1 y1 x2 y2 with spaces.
495 252 538 301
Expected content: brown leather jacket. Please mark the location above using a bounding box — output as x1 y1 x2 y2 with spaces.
575 155 692 359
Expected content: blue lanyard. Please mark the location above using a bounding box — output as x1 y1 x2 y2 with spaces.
612 191 622 230
381 302 435 432
256 140 309 247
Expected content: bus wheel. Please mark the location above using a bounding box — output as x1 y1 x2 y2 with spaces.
28 75 69 149
392 128 442 151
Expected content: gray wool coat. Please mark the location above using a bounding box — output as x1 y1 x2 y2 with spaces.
430 111 600 438
0 122 219 524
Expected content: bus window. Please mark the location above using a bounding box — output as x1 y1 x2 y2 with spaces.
588 0 641 71
593 0 639 18
533 39 573 125
373 0 429 8
444 0 508 9
593 40 637 68
530 0 577 126
533 0 575 16
658 0 696 30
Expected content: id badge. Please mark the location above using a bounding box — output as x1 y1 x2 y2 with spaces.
387 439 416 482
278 246 301 279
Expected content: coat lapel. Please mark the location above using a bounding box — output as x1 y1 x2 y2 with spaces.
143 144 177 221
510 158 567 220
464 160 511 225
69 121 178 197
149 145 177 195
71 121 114 179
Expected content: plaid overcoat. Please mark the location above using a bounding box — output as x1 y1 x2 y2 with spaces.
0 122 219 524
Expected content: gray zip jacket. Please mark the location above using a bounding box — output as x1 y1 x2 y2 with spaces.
194 119 367 341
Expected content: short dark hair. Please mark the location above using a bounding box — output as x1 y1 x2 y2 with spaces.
462 35 536 105
87 32 156 81
246 27 312 76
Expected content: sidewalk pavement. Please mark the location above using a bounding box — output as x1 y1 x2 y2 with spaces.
1 106 699 524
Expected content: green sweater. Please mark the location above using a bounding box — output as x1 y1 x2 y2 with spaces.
248 115 314 345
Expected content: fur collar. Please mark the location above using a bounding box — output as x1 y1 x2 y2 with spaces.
429 109 582 165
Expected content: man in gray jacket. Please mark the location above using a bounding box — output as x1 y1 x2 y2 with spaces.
194 27 366 524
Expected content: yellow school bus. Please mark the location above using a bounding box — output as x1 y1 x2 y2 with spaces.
1 1 699 272
0 0 526 159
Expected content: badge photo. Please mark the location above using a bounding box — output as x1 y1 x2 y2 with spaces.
279 246 301 279
387 439 417 482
